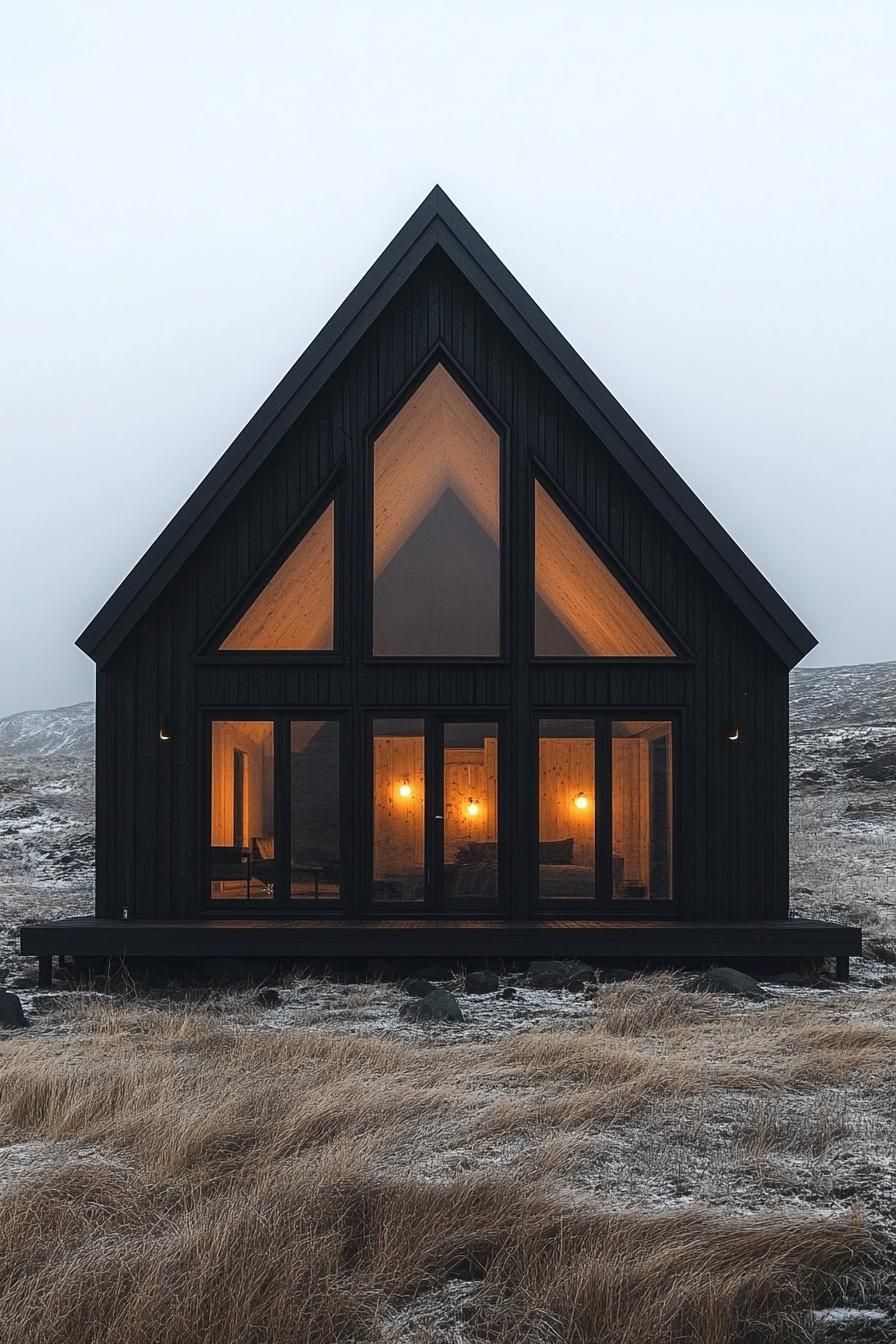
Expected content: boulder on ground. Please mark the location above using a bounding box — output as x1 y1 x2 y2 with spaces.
693 966 767 1000
255 987 281 1008
768 970 836 991
399 989 464 1023
500 986 517 1000
464 970 499 994
401 977 436 998
0 990 27 1029
527 959 594 991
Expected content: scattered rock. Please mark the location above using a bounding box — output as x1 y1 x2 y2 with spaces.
500 986 516 1000
867 939 896 966
464 970 499 994
842 751 896 784
413 965 453 982
0 990 27 1029
768 970 835 989
692 966 767 1000
527 959 594 991
255 988 281 1008
401 977 436 998
399 989 464 1023
28 994 63 1014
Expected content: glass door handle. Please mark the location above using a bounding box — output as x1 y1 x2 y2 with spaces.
434 815 444 821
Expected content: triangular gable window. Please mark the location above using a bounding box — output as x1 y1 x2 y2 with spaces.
372 364 500 657
219 501 334 651
534 482 673 657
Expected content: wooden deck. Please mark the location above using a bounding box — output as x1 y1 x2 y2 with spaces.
20 915 861 986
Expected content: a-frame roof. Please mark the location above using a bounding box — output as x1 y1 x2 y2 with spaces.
78 186 816 668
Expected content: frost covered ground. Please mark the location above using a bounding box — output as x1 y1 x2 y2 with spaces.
0 666 894 1341
790 660 896 965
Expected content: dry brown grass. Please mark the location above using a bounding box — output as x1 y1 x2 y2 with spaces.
0 984 888 1343
0 1155 871 1344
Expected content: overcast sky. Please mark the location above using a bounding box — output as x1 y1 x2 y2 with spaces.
1 2 894 718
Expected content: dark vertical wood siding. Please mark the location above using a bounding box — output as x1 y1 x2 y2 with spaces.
95 251 791 922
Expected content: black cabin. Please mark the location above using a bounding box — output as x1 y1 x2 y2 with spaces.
22 189 860 983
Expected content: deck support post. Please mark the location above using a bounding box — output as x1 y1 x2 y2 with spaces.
38 956 53 989
835 955 850 982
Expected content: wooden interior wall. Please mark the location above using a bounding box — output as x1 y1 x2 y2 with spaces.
611 739 649 882
443 739 498 861
537 739 595 867
372 735 425 877
209 722 272 847
95 248 790 923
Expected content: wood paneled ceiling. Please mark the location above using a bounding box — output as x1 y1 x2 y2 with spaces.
373 363 500 577
534 483 673 657
219 503 334 651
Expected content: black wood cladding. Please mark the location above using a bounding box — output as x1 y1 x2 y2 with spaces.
96 250 790 923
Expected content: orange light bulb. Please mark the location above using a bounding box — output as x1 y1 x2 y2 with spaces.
466 798 480 817
573 791 589 810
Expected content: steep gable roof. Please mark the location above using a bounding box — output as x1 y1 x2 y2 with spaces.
77 186 816 668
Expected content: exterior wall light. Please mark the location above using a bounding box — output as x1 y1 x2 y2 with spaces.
397 777 413 798
466 798 480 817
573 791 589 810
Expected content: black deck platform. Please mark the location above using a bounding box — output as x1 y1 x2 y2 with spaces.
20 916 862 986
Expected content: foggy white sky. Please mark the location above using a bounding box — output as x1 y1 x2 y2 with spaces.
1 2 894 718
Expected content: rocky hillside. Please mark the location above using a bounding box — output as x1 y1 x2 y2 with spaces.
0 701 94 756
791 660 896 731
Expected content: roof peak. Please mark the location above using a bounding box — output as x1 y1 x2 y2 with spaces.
77 190 815 668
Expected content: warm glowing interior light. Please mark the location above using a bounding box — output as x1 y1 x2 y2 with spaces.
397 777 413 799
573 791 589 810
466 798 480 818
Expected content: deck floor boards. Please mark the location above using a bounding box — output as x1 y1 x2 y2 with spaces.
20 915 862 964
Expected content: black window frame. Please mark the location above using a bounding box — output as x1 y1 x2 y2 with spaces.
363 350 511 666
529 465 689 664
530 710 681 915
195 470 346 665
364 709 509 914
201 709 349 912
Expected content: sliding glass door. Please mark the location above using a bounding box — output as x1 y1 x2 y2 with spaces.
207 715 343 908
370 716 502 911
535 716 674 910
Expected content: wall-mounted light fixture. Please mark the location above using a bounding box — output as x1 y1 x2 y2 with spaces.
573 790 589 810
159 716 172 742
465 798 480 818
397 776 413 799
726 723 740 743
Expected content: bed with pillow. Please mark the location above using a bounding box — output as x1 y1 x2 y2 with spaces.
441 837 598 900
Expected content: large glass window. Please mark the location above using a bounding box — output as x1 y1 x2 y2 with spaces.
534 481 673 657
611 721 673 901
220 502 334 651
290 721 340 900
537 719 597 902
372 719 425 902
443 722 499 900
209 720 276 900
372 365 501 657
